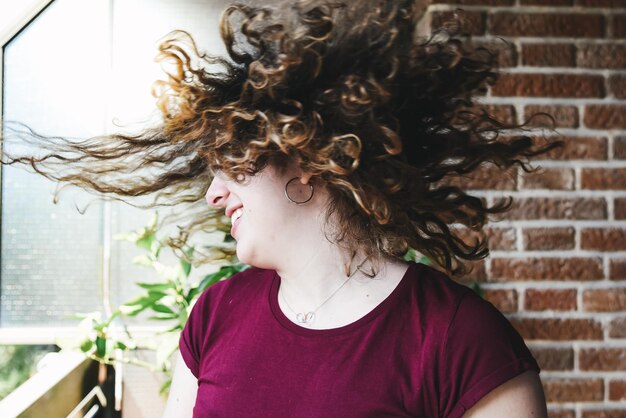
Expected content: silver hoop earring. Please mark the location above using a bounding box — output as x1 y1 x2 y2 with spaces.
285 177 314 205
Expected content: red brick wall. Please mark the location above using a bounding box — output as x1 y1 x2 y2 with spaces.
425 1 626 416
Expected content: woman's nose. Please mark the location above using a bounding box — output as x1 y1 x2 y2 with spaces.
205 175 229 208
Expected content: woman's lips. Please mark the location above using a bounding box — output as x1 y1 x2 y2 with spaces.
230 208 243 238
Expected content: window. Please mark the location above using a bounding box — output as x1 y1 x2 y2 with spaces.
1 0 227 331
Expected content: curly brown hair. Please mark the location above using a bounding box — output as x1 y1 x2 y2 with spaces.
3 0 561 277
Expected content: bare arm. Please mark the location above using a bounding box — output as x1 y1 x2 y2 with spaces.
462 371 547 418
162 350 198 418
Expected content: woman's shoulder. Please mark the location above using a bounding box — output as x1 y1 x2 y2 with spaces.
405 262 475 314
403 262 522 341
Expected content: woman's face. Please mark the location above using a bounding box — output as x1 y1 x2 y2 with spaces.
205 165 323 269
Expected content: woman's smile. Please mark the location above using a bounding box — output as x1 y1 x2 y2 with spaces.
230 207 243 238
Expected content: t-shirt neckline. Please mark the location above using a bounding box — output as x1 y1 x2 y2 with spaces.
269 262 417 337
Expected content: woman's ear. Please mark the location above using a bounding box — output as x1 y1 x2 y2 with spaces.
290 157 313 185
300 172 313 185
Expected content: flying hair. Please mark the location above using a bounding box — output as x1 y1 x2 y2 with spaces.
2 0 562 277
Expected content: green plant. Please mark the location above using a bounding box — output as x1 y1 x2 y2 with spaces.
63 213 246 396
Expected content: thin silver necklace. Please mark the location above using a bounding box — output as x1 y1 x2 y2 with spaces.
279 261 365 325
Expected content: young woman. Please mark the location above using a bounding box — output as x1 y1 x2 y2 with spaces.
158 1 556 416
6 0 558 416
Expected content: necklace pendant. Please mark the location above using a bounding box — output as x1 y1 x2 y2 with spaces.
296 312 315 324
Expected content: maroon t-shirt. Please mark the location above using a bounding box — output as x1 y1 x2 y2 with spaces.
180 262 540 417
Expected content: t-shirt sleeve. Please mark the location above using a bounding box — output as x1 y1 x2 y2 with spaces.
179 289 211 379
439 291 541 418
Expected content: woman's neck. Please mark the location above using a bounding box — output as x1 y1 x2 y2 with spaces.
274 240 410 329
274 239 367 300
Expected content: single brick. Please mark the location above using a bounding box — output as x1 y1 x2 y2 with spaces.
524 227 575 251
530 346 574 371
524 105 579 128
525 288 577 310
548 411 575 418
431 0 514 4
613 14 626 39
489 13 604 38
431 11 485 35
522 0 572 4
585 105 626 129
522 43 576 67
582 168 626 189
609 75 626 99
520 168 575 190
581 228 626 251
483 288 518 313
583 288 626 311
615 137 626 159
492 73 604 98
578 44 626 69
615 198 626 220
543 379 604 402
578 0 626 7
610 318 626 338
580 348 626 371
511 318 603 341
540 136 607 160
490 257 604 281
609 380 626 401
610 259 626 280
505 198 607 220
582 411 626 418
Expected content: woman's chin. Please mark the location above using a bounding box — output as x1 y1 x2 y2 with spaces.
235 243 258 267
235 244 248 264
235 244 274 270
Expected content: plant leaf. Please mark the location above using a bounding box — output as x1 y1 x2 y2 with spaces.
137 282 175 292
179 259 192 279
80 339 94 353
148 313 178 321
119 292 167 316
150 238 161 257
185 287 199 304
198 266 237 292
136 233 156 252
115 341 128 350
152 304 176 315
159 324 184 334
159 378 172 396
95 336 106 358
179 247 194 278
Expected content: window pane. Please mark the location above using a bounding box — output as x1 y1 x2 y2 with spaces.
1 0 110 326
2 0 230 327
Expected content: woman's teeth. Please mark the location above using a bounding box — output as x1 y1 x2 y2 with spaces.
231 207 243 224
